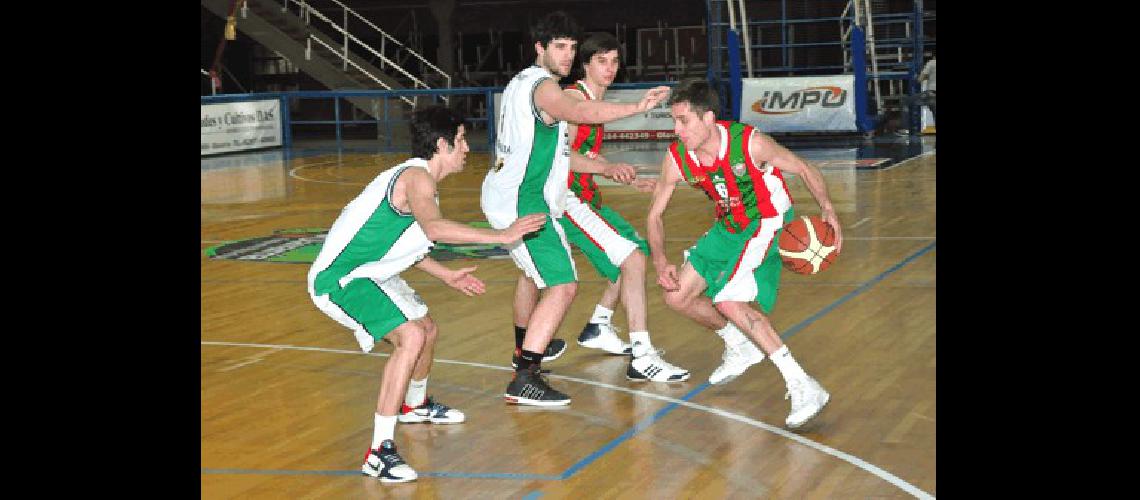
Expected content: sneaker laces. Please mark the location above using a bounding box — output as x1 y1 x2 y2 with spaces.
721 342 745 364
423 396 451 414
381 453 407 467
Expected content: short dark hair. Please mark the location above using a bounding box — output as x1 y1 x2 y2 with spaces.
530 11 581 49
578 32 621 67
409 105 466 160
668 78 720 117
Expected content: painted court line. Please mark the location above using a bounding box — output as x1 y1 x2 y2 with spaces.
201 242 935 497
549 241 936 499
202 339 932 498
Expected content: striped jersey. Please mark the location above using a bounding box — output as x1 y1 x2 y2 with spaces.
565 80 604 209
488 65 572 217
307 158 435 296
668 121 793 233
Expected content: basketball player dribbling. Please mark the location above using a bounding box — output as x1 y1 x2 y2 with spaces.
646 78 844 428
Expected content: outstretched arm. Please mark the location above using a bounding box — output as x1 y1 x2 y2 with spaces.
534 79 670 125
402 168 546 244
568 151 636 184
749 131 843 253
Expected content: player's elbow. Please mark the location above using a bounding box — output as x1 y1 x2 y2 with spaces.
420 221 446 242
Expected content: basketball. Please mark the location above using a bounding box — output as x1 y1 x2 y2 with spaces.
778 215 838 275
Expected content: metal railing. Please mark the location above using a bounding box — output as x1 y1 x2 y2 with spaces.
306 34 415 107
281 0 450 103
199 83 670 154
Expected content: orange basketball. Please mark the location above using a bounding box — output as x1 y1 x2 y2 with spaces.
778 215 838 275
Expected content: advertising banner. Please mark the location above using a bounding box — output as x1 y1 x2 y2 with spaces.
740 75 857 132
201 99 282 156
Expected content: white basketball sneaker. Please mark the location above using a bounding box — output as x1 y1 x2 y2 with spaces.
362 439 418 483
708 339 766 385
627 343 690 382
577 322 632 355
784 376 830 429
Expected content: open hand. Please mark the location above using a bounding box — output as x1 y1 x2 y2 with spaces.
446 266 486 296
501 213 547 243
637 86 671 112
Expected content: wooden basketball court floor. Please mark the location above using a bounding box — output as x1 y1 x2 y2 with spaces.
201 139 936 499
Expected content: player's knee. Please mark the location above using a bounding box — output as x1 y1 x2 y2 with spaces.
714 300 745 318
621 250 645 273
550 281 578 300
663 290 688 311
420 317 438 345
392 324 426 352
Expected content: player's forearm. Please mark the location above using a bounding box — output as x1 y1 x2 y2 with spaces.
799 165 835 213
646 214 669 268
560 99 640 126
420 219 506 245
568 152 608 174
414 256 452 281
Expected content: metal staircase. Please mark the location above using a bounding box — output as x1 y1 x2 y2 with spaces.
202 0 451 117
841 0 934 116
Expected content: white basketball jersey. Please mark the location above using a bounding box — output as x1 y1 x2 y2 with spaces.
308 159 434 297
484 65 571 220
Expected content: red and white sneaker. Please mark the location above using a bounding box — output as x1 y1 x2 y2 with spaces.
397 396 466 424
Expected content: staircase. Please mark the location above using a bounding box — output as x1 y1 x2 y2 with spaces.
841 0 934 116
202 0 451 117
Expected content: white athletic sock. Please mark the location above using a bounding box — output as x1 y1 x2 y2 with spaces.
405 377 428 408
372 414 397 449
715 322 749 345
769 345 808 384
590 305 614 324
629 331 652 357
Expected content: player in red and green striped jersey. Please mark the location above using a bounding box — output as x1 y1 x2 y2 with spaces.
646 78 845 429
512 32 688 382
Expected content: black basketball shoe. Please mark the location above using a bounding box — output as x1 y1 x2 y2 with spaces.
504 364 571 406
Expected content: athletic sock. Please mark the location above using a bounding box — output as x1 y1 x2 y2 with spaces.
372 414 397 449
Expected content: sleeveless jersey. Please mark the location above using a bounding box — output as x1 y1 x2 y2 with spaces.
308 159 435 296
668 121 794 234
487 65 571 217
565 80 604 209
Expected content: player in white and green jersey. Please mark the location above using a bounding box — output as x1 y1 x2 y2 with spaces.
480 11 672 406
510 32 690 383
647 79 845 429
308 106 546 482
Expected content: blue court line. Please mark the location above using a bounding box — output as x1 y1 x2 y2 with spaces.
781 241 935 340
556 240 936 480
559 382 710 479
522 492 544 500
201 468 560 480
202 242 936 485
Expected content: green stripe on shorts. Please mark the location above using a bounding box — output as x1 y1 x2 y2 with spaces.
522 214 577 287
327 278 412 341
687 208 794 314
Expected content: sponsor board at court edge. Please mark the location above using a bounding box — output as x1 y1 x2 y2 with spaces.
740 75 858 132
201 99 283 156
204 225 511 263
